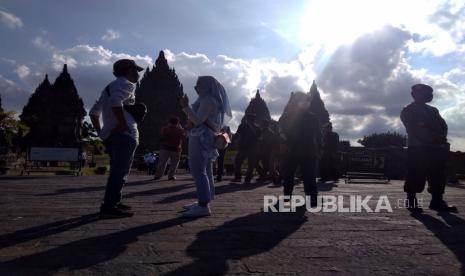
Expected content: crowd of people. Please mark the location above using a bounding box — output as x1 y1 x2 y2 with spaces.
89 58 458 219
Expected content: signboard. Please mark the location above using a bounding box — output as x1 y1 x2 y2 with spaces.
346 149 386 173
29 147 79 162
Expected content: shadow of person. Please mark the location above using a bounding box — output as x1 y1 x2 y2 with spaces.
124 183 195 199
0 216 197 275
37 179 155 196
157 181 268 204
166 209 307 275
317 180 338 192
0 213 100 250
411 212 465 276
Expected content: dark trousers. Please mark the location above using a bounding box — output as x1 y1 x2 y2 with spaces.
256 151 271 179
216 148 226 177
102 134 137 209
234 149 258 182
404 146 448 196
283 155 317 196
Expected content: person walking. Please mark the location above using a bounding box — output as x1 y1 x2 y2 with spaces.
153 117 185 181
179 76 232 217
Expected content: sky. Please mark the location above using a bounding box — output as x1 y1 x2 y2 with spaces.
1 0 465 150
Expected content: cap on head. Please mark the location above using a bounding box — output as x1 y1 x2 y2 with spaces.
113 59 144 76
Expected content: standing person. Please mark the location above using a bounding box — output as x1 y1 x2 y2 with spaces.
216 126 232 182
179 76 232 217
90 59 143 218
256 120 275 182
319 123 340 182
400 84 457 213
153 117 185 181
279 92 322 207
233 113 261 184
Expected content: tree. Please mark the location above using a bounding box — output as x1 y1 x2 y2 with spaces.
0 111 28 148
357 132 407 148
81 121 98 141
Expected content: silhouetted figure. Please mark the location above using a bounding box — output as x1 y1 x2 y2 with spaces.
400 84 457 213
233 113 261 184
153 116 185 181
216 126 232 182
319 122 340 182
269 122 284 185
143 151 157 175
256 119 275 182
279 92 322 206
90 59 144 218
180 76 232 217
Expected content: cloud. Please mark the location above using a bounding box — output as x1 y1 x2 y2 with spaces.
19 45 153 111
0 74 30 112
0 10 23 29
6 34 465 150
15 65 30 80
101 29 121 41
32 36 54 50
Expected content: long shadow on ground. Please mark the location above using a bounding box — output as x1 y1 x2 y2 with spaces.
411 212 465 276
156 181 269 204
0 216 197 275
0 213 100 250
165 209 307 275
36 179 155 196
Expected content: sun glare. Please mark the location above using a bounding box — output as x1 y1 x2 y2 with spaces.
300 0 395 51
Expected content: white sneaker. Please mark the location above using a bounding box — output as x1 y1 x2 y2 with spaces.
182 205 211 217
182 202 198 210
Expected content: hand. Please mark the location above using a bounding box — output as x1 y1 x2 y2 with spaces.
185 121 195 130
179 95 189 108
111 123 129 134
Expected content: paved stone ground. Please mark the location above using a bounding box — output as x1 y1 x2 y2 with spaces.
0 172 464 275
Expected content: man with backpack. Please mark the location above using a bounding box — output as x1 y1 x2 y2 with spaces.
90 59 143 218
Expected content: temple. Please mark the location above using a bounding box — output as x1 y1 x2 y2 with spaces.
244 89 272 125
136 51 186 151
20 65 86 148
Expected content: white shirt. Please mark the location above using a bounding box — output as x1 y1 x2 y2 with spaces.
89 77 139 142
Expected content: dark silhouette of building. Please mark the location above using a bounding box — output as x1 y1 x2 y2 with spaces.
244 90 271 125
308 80 330 127
136 51 186 151
20 65 86 148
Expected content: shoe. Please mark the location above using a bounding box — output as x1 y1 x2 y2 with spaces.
429 200 458 213
116 203 132 210
216 176 222 182
406 196 423 213
100 207 134 219
182 205 211 217
153 176 161 181
168 176 176 181
183 202 198 210
310 194 318 208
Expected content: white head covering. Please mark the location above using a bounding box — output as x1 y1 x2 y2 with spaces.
195 76 232 125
